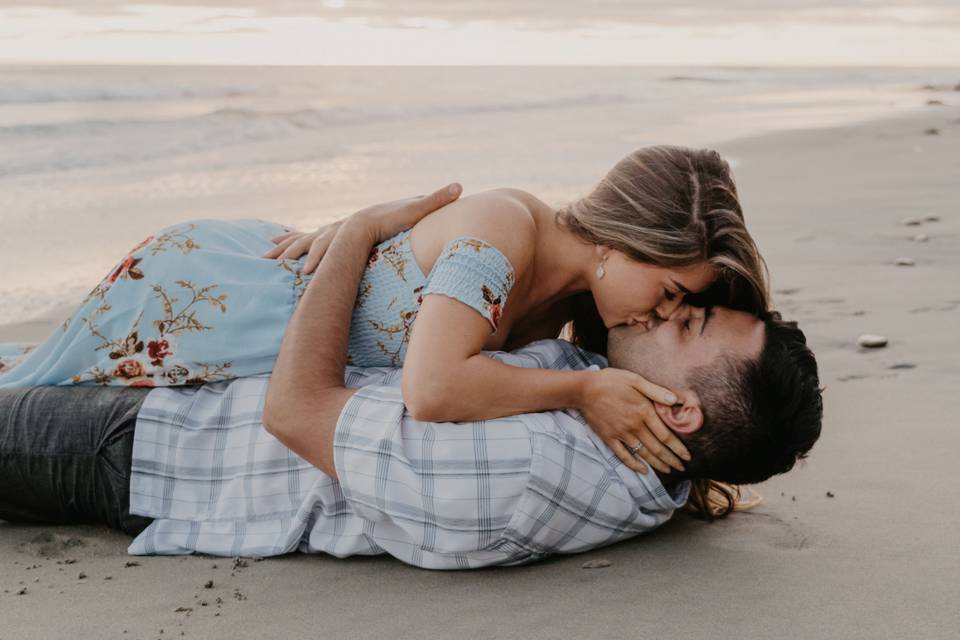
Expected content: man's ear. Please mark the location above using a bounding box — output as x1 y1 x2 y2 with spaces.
654 395 704 435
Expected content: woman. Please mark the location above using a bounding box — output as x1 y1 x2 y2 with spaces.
0 145 768 476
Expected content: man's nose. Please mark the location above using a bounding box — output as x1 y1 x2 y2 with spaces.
656 296 684 321
664 303 691 322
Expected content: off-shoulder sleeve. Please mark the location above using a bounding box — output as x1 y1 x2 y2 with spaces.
422 237 517 332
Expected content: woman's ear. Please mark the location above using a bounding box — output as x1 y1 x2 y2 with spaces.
594 244 611 261
654 396 704 435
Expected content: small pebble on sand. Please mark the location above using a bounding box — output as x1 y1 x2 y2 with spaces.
902 217 924 226
582 559 612 569
826 491 835 498
911 233 929 242
926 99 945 106
204 580 214 589
894 257 915 266
924 215 940 222
857 334 888 348
923 128 940 135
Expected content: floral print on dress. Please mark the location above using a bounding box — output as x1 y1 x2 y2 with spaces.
62 224 200 334
380 238 409 282
70 275 233 387
108 256 144 284
277 258 309 303
369 309 418 367
0 343 35 375
0 220 273 389
481 285 504 330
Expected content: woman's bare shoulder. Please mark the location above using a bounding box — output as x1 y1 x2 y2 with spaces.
411 187 541 272
433 187 538 232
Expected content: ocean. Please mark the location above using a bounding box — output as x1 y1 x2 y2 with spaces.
0 64 956 326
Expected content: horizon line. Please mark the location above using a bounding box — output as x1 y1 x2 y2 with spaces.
3 60 960 69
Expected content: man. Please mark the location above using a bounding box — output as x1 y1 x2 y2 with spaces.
0 187 822 569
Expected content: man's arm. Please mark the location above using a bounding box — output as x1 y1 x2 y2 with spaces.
262 185 461 477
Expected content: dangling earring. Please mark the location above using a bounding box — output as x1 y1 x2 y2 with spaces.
596 262 606 279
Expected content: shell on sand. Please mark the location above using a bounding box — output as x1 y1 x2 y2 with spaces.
857 334 888 349
894 257 915 266
912 233 930 242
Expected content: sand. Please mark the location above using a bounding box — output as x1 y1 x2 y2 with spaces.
1 106 959 639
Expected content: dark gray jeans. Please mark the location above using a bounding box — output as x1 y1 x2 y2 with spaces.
0 385 154 536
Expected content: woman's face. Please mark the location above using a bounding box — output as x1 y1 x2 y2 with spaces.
590 248 718 329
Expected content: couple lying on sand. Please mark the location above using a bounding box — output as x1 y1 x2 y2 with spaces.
0 146 823 569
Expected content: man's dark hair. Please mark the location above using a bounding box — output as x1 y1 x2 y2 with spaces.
679 311 823 485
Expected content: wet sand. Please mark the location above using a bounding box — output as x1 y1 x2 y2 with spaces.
2 104 959 639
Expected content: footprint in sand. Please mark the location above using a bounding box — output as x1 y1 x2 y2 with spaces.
710 512 816 552
19 531 88 559
838 374 871 382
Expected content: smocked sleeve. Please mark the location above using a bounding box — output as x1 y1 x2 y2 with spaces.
422 237 517 332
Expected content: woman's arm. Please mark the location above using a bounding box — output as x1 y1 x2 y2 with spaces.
402 294 590 421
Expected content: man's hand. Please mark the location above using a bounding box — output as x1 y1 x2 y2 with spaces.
263 184 462 274
263 220 346 274
351 183 463 244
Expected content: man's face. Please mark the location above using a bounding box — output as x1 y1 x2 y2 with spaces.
607 305 766 396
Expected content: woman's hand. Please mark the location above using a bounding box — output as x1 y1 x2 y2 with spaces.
262 183 462 273
578 368 692 475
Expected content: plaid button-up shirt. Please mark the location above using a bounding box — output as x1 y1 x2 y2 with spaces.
128 339 690 569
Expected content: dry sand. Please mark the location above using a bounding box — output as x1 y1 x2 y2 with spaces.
2 106 959 639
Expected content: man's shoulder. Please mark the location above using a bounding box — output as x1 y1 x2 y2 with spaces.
485 338 607 372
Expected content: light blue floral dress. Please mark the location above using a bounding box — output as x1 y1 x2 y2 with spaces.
0 218 516 388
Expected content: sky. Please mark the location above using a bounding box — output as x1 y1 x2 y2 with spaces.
1 1 959 66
